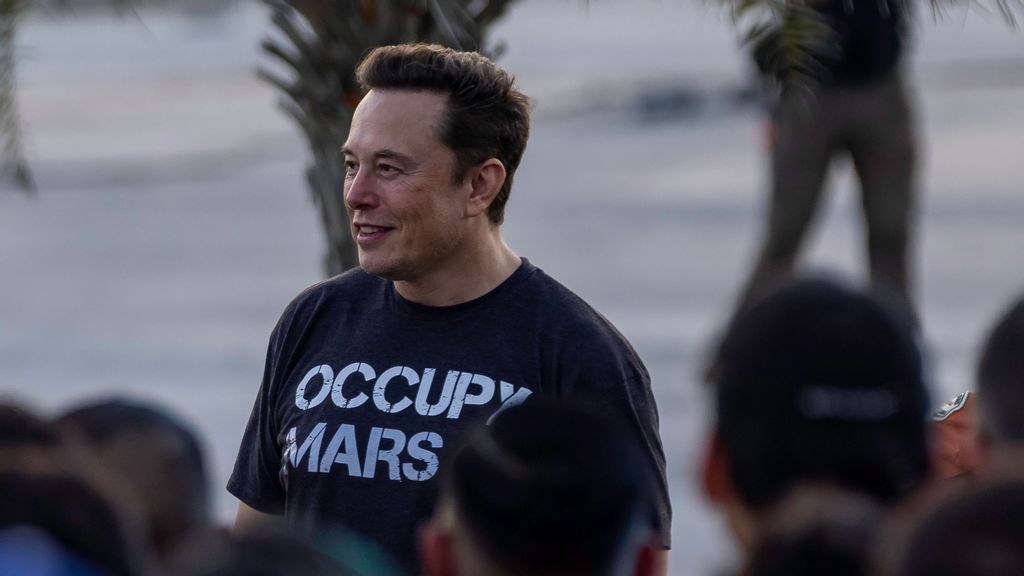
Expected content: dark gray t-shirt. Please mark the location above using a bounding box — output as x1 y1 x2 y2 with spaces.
228 259 671 569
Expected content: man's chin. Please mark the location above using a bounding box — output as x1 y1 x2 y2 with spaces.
358 256 401 281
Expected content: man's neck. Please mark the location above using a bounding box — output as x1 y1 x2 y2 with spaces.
394 232 521 307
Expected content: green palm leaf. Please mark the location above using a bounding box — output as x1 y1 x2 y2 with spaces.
721 0 1022 93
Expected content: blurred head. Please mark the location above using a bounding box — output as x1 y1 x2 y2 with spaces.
976 294 1024 452
421 402 659 576
345 44 530 280
0 402 65 473
897 479 1024 576
704 276 930 549
57 398 209 561
0 471 144 576
745 485 882 576
168 531 363 576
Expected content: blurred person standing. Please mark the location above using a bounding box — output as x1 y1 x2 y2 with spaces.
57 398 212 568
420 403 662 576
928 292 1024 481
732 0 918 332
228 43 671 572
974 293 1024 472
930 292 1024 480
702 276 930 568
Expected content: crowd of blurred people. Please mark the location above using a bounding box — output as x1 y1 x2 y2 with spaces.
1 277 1022 575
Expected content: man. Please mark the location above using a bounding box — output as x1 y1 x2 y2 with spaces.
228 44 671 571
420 402 661 576
702 276 930 561
925 293 1024 481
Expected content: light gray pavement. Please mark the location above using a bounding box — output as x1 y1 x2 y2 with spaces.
2 1 1022 573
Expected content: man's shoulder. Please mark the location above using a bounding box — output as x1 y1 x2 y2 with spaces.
519 262 637 351
276 267 385 325
515 262 595 317
290 267 382 306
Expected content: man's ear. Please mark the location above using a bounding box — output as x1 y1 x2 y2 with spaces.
464 158 506 219
702 431 733 504
419 516 456 576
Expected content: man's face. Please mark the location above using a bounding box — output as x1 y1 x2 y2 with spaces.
343 89 472 281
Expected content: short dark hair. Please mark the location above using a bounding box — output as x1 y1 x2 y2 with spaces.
716 276 930 510
57 399 209 557
899 480 1024 576
0 402 66 474
444 402 656 575
0 403 61 448
977 294 1024 443
356 43 530 224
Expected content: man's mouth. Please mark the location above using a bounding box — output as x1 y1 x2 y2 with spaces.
355 224 395 241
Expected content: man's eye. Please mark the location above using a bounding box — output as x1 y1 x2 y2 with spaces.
378 164 400 176
344 161 358 176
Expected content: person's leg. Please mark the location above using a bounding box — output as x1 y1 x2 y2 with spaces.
704 92 836 384
738 91 835 311
849 73 918 325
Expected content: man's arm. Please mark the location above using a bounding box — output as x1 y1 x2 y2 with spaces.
651 548 668 576
232 502 282 535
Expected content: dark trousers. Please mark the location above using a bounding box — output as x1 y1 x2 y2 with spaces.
739 72 919 324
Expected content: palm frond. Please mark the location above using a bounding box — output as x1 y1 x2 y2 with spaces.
0 0 34 193
721 0 1022 93
1 0 235 194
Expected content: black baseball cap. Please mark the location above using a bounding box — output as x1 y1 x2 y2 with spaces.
715 276 931 509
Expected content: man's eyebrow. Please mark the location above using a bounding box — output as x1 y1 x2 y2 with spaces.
340 147 414 164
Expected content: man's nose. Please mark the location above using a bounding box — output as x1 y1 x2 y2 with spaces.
344 168 377 210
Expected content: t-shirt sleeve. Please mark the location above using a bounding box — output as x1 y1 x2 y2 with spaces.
226 318 289 514
608 372 672 550
557 320 673 549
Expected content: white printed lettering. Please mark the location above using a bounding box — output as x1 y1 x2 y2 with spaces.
331 362 374 409
447 373 496 419
487 385 534 425
403 431 443 481
500 380 515 402
373 366 416 414
295 365 333 410
319 423 361 476
415 369 457 417
362 427 406 481
294 361 532 420
286 423 328 472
